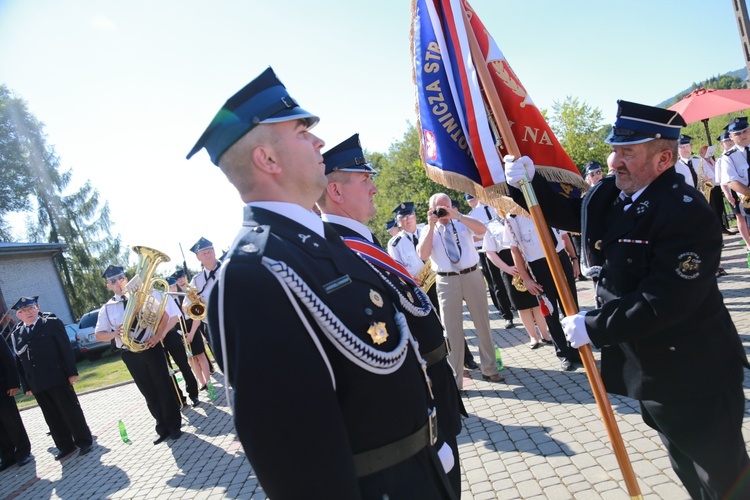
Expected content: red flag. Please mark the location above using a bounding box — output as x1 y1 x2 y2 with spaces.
411 0 585 197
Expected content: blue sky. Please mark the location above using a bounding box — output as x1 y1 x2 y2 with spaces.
0 0 744 267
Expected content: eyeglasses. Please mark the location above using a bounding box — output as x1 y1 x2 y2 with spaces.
107 275 127 285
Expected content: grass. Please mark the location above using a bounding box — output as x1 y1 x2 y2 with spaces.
15 349 133 409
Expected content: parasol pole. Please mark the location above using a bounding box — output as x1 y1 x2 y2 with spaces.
458 4 642 498
702 119 713 146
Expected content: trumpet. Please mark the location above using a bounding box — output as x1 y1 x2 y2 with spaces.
120 246 171 352
184 287 207 321
414 262 437 293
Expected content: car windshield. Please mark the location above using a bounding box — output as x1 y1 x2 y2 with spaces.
79 311 99 329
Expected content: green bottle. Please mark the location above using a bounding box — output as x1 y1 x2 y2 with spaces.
118 420 132 445
747 251 750 269
495 347 504 371
207 380 216 400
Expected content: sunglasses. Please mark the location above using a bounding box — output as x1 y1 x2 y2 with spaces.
107 275 127 285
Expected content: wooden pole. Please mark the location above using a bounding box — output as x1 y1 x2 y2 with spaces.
458 3 642 498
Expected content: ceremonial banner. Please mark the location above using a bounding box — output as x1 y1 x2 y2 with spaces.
411 0 585 199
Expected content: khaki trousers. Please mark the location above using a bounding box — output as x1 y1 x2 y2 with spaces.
436 269 497 389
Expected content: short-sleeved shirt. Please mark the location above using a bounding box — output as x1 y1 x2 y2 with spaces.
502 215 563 262
482 219 510 253
721 146 750 187
96 291 179 349
388 228 425 278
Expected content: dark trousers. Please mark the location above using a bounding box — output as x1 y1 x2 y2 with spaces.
708 186 729 230
528 256 579 361
641 387 750 500
0 397 31 460
122 347 181 438
162 329 199 400
35 384 92 452
478 252 513 320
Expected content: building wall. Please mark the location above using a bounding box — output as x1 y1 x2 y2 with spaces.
0 253 75 324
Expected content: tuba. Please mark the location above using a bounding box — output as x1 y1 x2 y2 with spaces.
120 246 171 352
415 262 437 293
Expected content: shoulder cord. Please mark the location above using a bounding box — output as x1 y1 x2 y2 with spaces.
356 255 433 318
262 257 411 375
580 182 603 278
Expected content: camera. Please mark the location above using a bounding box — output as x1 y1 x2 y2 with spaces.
433 208 447 218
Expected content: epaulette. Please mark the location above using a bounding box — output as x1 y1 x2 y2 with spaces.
390 236 402 247
232 223 270 259
724 146 739 156
40 312 57 320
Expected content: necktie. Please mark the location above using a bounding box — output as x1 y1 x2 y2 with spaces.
24 324 33 338
614 193 633 212
411 234 418 249
442 223 462 263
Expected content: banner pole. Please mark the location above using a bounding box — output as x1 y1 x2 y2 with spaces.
458 3 642 498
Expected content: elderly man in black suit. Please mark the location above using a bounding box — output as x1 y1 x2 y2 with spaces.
188 68 454 498
10 297 93 460
0 330 32 470
505 100 750 500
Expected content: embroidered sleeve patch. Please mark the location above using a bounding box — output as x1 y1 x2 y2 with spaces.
675 252 701 279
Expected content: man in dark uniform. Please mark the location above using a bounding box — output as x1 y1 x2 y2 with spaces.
10 297 93 460
0 327 32 470
505 100 750 499
318 134 465 496
187 67 454 498
95 266 183 445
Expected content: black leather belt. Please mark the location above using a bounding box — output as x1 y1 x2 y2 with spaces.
422 341 448 367
436 264 477 277
353 409 438 477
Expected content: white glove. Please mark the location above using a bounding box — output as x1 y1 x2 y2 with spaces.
503 155 535 188
561 312 591 348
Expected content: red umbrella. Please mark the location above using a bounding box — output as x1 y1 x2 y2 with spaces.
668 88 750 144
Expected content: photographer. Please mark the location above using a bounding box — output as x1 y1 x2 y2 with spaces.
417 193 503 388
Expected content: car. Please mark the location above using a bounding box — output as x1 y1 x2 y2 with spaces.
64 323 84 362
76 308 113 361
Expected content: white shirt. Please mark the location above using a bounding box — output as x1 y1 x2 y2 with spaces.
96 291 179 349
421 220 480 272
249 201 325 238
502 215 563 262
468 203 498 249
388 228 425 277
482 219 510 252
675 158 695 187
320 214 375 242
721 146 750 187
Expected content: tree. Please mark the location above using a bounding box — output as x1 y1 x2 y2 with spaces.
369 123 468 244
1 86 126 317
548 96 611 173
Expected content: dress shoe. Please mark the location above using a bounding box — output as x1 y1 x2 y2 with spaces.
78 445 93 456
54 448 77 461
561 359 575 371
529 342 541 350
0 458 16 471
464 359 479 370
169 430 183 441
17 455 33 466
541 339 554 346
191 397 201 407
482 373 505 382
503 320 514 329
153 434 169 445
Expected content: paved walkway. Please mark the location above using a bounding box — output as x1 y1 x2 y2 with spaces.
1 233 749 499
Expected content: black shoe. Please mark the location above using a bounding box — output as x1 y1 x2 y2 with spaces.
169 430 183 441
464 359 479 370
0 458 16 471
200 385 207 391
482 373 505 382
504 320 514 329
529 342 541 350
541 339 554 346
54 448 77 461
561 359 575 371
153 435 169 445
191 397 200 407
17 455 32 466
577 275 589 282
78 445 93 456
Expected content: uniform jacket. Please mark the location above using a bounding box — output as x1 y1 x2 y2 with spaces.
329 221 465 438
511 168 748 402
388 228 426 278
208 207 450 499
13 315 78 394
0 334 21 399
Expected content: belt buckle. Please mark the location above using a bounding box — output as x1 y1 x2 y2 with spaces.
428 408 438 446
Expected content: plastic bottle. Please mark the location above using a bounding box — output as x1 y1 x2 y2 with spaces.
118 420 132 445
747 251 750 269
207 380 216 400
495 347 504 371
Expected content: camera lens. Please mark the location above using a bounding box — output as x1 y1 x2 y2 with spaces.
434 208 447 217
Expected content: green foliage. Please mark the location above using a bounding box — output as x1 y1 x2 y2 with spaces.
368 123 468 243
0 86 127 318
549 96 611 174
